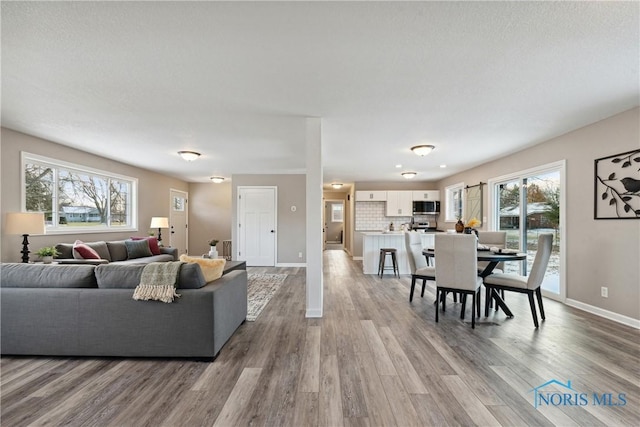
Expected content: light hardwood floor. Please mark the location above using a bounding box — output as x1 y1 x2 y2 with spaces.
2 250 639 426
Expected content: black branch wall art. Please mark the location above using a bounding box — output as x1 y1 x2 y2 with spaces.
594 149 640 219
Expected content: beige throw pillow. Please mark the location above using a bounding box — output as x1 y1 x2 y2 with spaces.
179 255 226 282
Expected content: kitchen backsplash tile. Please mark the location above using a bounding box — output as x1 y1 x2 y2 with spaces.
355 201 412 231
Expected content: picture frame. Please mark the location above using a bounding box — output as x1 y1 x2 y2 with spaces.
594 149 640 219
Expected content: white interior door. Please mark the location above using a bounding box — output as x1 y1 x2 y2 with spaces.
238 187 276 266
169 189 188 256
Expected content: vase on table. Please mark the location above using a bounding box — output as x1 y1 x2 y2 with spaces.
208 247 218 258
455 220 464 233
41 256 53 264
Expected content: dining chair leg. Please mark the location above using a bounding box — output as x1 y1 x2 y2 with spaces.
484 287 491 317
460 294 467 319
471 292 476 329
535 287 546 321
441 290 446 312
420 278 427 298
409 276 416 302
527 291 539 328
476 289 481 318
435 289 440 323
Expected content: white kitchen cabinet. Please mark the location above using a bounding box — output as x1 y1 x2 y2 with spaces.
356 191 387 201
412 190 440 201
386 191 413 216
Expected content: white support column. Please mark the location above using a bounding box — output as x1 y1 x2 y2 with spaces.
305 118 323 318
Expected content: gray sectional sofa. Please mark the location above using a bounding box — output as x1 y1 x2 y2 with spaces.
0 262 247 359
54 239 178 265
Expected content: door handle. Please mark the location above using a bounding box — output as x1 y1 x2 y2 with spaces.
270 230 275 233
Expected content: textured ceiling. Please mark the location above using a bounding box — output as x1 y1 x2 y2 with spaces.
2 1 638 187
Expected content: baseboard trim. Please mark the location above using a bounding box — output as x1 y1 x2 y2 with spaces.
565 298 640 329
306 308 323 318
276 262 306 267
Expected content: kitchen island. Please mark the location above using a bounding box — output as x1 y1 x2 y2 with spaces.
361 231 438 275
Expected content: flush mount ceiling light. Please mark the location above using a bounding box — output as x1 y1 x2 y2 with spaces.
178 150 201 161
331 183 343 189
210 176 225 184
411 145 435 156
401 171 417 179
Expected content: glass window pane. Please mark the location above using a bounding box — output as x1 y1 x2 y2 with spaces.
25 163 54 225
110 179 130 227
58 170 108 227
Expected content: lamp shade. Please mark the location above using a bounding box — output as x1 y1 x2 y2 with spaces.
5 212 45 235
149 217 169 228
178 151 201 161
411 145 435 156
401 171 417 179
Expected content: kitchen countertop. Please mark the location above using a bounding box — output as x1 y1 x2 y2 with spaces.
361 230 443 235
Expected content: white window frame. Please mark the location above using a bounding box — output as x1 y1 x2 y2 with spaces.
331 203 343 223
487 160 566 302
444 182 465 222
21 152 138 234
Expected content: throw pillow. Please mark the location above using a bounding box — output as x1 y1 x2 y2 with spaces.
131 236 161 255
124 239 153 259
179 255 226 282
73 240 101 260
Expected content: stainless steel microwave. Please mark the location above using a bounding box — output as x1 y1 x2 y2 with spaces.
413 200 440 214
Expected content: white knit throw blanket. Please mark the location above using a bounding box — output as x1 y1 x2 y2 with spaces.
133 261 183 303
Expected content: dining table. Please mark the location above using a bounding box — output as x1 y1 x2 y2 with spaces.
422 247 527 318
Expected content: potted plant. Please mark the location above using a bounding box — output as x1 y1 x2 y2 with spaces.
36 246 59 264
208 239 219 258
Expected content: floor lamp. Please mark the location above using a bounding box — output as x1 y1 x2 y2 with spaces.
150 217 169 246
5 212 45 263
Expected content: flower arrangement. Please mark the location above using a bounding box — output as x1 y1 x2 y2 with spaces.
466 217 481 228
208 239 219 247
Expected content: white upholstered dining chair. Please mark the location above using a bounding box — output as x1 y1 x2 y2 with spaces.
477 231 507 275
434 234 482 328
483 233 554 328
404 231 435 302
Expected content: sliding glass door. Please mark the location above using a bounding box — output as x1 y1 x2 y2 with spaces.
491 161 565 301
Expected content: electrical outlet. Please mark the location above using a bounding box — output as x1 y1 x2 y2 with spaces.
601 286 608 298
298 252 303 258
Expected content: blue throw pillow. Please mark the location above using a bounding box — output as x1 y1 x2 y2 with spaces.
124 239 153 259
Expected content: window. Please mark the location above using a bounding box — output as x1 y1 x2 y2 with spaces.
445 182 464 222
22 152 137 233
331 203 343 222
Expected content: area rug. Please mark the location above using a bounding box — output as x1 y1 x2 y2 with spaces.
246 273 287 321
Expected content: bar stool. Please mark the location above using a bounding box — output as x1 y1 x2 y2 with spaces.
378 248 399 277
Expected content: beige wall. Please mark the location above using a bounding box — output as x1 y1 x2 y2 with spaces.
1 128 189 262
188 181 233 256
436 107 640 320
232 174 306 264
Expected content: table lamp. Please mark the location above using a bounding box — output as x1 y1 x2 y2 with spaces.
5 212 45 263
150 217 169 245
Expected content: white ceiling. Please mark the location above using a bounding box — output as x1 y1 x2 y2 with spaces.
2 1 638 189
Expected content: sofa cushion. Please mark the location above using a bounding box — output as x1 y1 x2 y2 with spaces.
124 239 153 259
131 236 161 255
73 240 101 260
0 263 98 288
179 255 226 282
55 243 74 259
106 240 128 261
56 241 111 261
95 262 207 289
